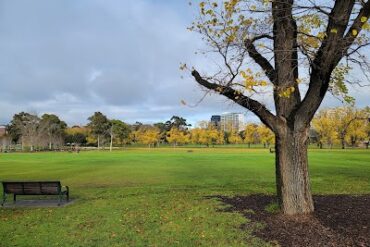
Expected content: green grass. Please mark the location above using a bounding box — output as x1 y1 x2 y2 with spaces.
0 148 369 246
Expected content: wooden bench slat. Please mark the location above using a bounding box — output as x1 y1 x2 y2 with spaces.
1 181 69 206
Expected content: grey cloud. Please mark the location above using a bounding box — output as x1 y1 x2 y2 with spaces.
0 0 368 126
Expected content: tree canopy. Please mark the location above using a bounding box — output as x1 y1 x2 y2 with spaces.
186 0 370 215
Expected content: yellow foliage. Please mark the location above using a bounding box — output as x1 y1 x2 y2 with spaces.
312 107 369 148
240 69 269 92
244 123 258 144
190 127 224 146
256 124 274 146
136 128 160 147
278 86 295 98
228 130 243 144
65 126 89 135
166 127 190 146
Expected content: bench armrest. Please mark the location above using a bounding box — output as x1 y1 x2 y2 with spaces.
62 186 69 193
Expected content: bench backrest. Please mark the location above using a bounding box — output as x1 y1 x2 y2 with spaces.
2 181 61 195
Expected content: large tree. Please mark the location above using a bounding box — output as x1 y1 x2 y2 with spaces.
187 0 370 214
7 112 41 151
40 114 67 150
165 116 191 131
108 119 131 151
87 112 110 149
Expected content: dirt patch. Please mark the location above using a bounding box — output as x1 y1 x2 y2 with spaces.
210 194 370 247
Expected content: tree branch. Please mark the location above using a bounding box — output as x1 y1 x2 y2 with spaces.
296 0 370 127
191 70 278 131
244 39 276 84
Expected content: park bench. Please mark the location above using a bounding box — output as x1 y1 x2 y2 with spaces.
1 181 69 206
269 147 276 153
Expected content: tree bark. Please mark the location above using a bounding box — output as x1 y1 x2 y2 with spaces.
341 138 345 149
275 126 314 215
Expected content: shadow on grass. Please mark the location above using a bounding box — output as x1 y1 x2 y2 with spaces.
1 199 76 208
206 194 370 247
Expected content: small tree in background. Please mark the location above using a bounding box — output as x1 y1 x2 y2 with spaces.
257 124 274 148
228 130 243 144
137 127 161 148
110 120 131 149
244 123 258 148
166 127 190 147
40 114 67 150
7 112 41 151
87 112 110 149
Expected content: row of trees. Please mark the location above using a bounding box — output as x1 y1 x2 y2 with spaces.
312 107 370 149
6 112 67 151
131 123 274 147
2 111 274 150
3 106 369 151
2 113 193 151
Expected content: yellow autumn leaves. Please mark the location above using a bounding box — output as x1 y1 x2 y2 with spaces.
278 87 295 98
240 69 268 92
210 68 302 99
330 15 369 37
312 107 369 148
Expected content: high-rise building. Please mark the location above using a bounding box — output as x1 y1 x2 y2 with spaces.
210 115 221 129
220 113 245 132
0 126 6 137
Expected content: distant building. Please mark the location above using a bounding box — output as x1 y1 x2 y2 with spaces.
210 115 221 129
0 126 6 137
0 125 10 150
220 113 245 132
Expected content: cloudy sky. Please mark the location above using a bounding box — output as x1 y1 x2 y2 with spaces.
0 0 369 126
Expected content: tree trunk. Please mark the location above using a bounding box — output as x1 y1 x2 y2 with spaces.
110 134 113 152
340 133 346 149
97 135 100 150
275 127 314 215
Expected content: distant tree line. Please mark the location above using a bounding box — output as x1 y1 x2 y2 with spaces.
1 106 369 151
6 112 67 151
311 106 370 149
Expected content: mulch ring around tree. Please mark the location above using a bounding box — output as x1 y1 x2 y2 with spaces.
209 194 370 247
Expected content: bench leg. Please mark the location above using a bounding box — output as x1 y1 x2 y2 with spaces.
13 194 16 204
1 193 5 206
66 191 69 202
58 194 62 206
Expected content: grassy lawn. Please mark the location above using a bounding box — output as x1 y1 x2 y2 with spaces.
0 148 369 246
